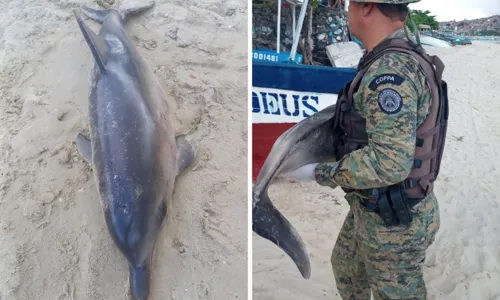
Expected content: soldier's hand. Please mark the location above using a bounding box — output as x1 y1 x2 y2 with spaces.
278 163 319 182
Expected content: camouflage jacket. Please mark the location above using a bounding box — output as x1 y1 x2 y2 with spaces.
315 28 432 190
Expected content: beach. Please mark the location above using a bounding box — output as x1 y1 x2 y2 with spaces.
253 41 500 299
0 0 248 299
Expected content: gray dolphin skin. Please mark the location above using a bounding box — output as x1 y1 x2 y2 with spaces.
252 104 338 279
73 2 195 299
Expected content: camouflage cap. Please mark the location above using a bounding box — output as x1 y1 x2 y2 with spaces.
351 0 420 3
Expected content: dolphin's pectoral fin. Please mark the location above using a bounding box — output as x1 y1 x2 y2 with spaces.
252 191 311 279
129 265 150 300
76 133 92 163
79 5 111 23
119 1 155 23
175 135 195 175
73 10 108 72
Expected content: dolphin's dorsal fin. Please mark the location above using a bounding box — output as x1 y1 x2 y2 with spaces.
73 10 108 72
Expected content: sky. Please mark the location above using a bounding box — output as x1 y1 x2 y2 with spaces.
409 0 500 22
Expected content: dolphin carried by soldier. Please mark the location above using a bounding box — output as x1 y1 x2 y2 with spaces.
73 2 195 299
252 104 338 279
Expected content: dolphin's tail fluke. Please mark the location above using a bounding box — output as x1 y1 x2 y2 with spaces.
252 190 311 279
73 1 156 72
119 2 155 23
79 1 155 24
73 10 108 72
129 265 150 300
78 5 110 24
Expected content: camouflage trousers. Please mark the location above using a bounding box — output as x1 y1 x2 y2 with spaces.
331 192 440 300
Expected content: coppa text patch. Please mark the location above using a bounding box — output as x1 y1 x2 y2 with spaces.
369 73 405 91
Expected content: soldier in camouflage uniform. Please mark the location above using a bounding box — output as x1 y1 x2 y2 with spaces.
281 0 443 299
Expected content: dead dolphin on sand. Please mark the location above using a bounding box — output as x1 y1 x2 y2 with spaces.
252 104 338 279
74 2 195 299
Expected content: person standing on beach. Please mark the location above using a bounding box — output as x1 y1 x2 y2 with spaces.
280 0 449 299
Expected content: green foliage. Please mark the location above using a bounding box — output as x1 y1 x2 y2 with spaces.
406 9 440 31
311 0 329 8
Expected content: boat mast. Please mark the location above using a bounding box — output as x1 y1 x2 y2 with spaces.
288 0 308 62
277 0 282 53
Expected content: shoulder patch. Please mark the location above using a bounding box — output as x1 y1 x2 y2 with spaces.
377 88 403 114
369 73 405 91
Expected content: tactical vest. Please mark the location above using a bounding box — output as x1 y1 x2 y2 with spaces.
333 38 449 200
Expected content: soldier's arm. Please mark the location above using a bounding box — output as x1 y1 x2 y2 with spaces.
315 53 422 190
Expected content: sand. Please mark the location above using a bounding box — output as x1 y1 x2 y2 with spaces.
0 0 247 299
253 41 500 299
